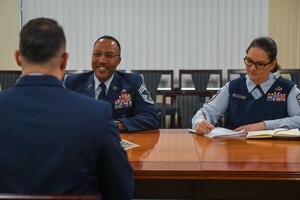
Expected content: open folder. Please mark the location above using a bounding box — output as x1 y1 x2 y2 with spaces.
246 128 300 139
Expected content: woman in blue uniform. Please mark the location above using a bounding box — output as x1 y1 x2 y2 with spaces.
192 36 300 134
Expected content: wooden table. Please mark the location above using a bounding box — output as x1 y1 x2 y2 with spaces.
122 129 300 200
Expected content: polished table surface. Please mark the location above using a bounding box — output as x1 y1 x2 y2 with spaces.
122 129 300 199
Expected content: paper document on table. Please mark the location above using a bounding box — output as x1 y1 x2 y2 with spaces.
205 127 246 138
187 127 246 138
120 139 140 150
187 129 197 133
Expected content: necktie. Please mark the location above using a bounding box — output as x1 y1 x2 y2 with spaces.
98 83 106 99
255 84 264 95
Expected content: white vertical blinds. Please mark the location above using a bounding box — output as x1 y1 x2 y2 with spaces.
21 0 268 76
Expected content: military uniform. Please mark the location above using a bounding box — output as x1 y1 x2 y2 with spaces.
64 71 160 132
192 73 300 130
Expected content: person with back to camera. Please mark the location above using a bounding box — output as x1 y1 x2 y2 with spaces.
64 35 160 132
0 17 133 200
192 36 300 134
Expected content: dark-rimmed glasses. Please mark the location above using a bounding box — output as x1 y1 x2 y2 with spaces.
244 56 272 70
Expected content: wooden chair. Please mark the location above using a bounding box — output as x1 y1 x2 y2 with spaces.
0 70 21 91
161 91 213 128
227 69 246 81
0 194 100 200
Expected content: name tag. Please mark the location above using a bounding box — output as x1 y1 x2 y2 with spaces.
232 93 246 100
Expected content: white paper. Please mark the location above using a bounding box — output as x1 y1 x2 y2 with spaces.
205 127 246 138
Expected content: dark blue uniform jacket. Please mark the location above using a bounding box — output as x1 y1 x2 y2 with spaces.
64 71 160 132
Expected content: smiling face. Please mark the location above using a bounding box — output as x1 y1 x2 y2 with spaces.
92 38 121 83
245 47 276 84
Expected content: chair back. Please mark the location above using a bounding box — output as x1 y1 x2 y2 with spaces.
0 71 21 91
162 91 213 128
227 69 246 81
179 69 222 91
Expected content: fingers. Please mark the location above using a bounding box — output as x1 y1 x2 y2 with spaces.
234 126 246 132
234 122 266 132
195 121 215 134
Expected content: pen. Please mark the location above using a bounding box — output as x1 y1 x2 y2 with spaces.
201 110 207 121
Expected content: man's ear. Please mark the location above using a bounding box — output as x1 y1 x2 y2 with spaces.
14 50 22 66
117 56 121 65
60 52 69 70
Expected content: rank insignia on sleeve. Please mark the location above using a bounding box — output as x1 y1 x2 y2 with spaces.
138 85 154 104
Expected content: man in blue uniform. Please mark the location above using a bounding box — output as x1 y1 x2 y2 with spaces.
0 18 133 199
64 35 159 132
193 37 300 134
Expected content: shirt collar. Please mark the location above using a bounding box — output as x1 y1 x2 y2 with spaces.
93 73 115 91
246 73 277 94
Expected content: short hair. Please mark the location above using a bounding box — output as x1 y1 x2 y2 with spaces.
246 36 280 73
94 35 121 55
19 18 66 64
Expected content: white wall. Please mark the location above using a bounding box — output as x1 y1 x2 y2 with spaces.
21 0 268 78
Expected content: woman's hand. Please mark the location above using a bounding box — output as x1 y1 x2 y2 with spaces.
234 122 266 132
195 120 215 134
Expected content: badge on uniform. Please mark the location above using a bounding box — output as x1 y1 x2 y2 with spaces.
138 85 154 104
232 93 246 100
274 86 282 91
267 92 286 102
115 92 133 109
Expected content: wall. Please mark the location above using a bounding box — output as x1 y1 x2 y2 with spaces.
0 0 19 70
269 0 300 68
1 0 299 71
21 0 268 76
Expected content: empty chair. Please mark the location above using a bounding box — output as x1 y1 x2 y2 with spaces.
176 70 221 128
162 91 213 128
179 69 223 91
227 69 246 81
0 71 21 91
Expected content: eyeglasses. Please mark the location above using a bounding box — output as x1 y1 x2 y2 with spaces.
93 52 120 59
244 57 272 70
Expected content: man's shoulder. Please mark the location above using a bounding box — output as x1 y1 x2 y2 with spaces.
65 71 93 82
115 71 142 84
116 71 140 79
277 75 295 87
68 89 110 107
64 71 94 89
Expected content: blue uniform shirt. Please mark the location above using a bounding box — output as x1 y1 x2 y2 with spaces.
192 73 300 130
